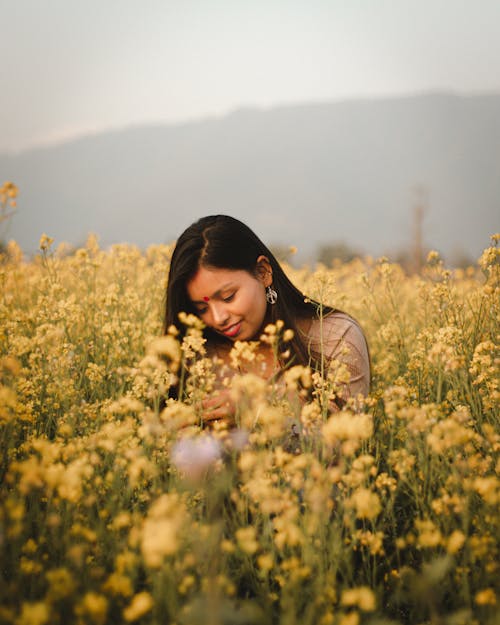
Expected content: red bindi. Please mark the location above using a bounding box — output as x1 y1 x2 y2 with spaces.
203 296 210 302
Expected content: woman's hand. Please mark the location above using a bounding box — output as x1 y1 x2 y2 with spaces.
201 389 236 428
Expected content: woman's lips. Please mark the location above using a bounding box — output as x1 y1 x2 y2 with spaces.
221 322 241 338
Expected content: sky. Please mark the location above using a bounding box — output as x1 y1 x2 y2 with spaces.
1 0 500 153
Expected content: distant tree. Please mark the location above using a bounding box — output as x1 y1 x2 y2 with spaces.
392 248 413 273
448 246 475 269
316 241 361 266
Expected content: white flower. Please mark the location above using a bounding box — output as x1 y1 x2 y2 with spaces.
171 436 222 480
228 428 250 451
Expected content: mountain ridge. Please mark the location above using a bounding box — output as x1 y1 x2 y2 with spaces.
4 89 499 157
2 92 499 260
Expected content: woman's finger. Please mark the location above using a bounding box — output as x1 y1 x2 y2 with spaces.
203 408 228 422
200 389 236 427
202 405 235 426
202 391 233 410
201 396 224 409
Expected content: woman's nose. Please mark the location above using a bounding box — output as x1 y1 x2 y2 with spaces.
211 303 229 326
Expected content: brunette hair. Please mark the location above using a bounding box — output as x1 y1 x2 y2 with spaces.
165 215 334 366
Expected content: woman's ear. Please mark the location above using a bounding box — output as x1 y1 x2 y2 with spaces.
255 255 273 286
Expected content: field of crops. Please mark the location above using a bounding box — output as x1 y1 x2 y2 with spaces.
1 233 499 625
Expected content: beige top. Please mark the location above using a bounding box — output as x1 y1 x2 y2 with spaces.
303 311 370 401
209 311 370 403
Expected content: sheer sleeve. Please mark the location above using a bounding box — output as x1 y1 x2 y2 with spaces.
306 312 370 404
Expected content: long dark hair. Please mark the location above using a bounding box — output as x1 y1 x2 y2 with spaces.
165 215 335 368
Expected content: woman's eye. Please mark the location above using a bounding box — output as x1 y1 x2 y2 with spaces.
223 293 235 303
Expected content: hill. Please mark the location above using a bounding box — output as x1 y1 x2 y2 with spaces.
1 92 499 260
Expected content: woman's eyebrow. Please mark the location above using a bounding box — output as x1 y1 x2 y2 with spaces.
191 282 235 303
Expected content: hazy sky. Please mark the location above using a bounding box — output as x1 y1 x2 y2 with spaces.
1 0 500 152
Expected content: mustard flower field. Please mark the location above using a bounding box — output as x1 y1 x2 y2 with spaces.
0 233 499 625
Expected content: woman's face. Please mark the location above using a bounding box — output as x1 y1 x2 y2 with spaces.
187 264 270 341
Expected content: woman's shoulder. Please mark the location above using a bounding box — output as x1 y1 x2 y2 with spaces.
303 310 370 398
306 310 366 347
301 310 369 367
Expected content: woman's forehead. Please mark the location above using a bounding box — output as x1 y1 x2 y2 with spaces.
187 266 246 299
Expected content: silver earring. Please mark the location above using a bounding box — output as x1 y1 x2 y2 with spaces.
266 285 278 304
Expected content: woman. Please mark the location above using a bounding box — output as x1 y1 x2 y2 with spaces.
165 215 370 425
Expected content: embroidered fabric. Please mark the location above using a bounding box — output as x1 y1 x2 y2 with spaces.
303 311 370 402
279 311 370 454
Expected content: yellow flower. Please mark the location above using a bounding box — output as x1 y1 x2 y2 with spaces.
76 593 108 625
115 551 137 573
321 412 373 445
141 494 187 568
339 613 360 625
478 246 499 271
45 568 76 601
102 572 133 597
283 328 295 342
142 517 180 567
238 450 258 473
178 311 205 330
375 472 397 493
220 539 235 553
1 181 18 210
318 612 334 625
160 401 197 430
475 588 497 606
355 530 385 555
446 530 466 555
300 401 321 430
39 233 54 251
16 602 49 625
349 488 381 520
257 553 274 571
236 526 259 555
341 586 376 611
1 355 21 376
147 335 181 372
284 365 312 391
229 340 258 369
110 512 132 531
427 418 477 454
426 250 440 264
178 574 196 595
472 476 499 506
22 539 37 555
20 556 43 575
273 516 303 549
123 592 154 622
415 519 442 548
389 449 416 476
